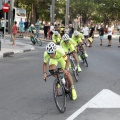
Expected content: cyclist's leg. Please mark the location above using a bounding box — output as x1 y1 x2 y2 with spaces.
80 42 88 57
58 57 73 86
70 45 82 72
59 58 77 100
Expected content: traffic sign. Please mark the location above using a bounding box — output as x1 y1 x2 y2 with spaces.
2 3 10 13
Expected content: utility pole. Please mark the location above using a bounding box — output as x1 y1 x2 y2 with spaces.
51 0 55 23
65 0 69 27
10 0 14 41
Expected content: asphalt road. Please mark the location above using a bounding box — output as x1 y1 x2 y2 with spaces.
0 37 120 120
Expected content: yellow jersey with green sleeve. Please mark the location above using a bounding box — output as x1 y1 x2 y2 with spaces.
60 38 76 48
52 34 61 43
44 47 67 63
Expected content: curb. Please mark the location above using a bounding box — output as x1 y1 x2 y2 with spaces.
2 48 35 58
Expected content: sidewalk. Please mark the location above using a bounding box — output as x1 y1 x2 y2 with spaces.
0 30 120 59
0 38 35 58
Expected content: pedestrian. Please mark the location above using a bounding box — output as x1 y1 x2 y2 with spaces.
12 21 18 45
88 23 95 47
1 17 5 37
19 18 24 36
60 24 65 37
82 24 89 46
69 24 74 38
35 19 41 38
99 24 104 46
107 24 112 47
24 18 29 37
49 23 54 40
64 25 69 35
44 21 49 40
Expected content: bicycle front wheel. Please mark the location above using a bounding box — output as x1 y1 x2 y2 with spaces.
71 59 79 82
31 37 36 45
36 38 42 46
53 79 66 113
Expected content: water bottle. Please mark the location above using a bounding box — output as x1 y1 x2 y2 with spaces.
61 75 66 85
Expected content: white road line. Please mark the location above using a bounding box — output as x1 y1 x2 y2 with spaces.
66 89 120 120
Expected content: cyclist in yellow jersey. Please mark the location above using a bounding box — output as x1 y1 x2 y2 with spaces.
52 31 61 45
60 34 82 72
43 42 77 100
72 30 88 58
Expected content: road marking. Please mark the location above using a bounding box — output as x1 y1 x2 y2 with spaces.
66 89 120 120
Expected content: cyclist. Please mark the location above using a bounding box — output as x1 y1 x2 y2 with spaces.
60 34 82 72
72 30 88 58
29 24 37 38
52 31 61 45
43 42 77 100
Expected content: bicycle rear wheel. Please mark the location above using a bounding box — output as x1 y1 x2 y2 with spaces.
70 59 79 82
36 38 42 46
81 54 88 67
53 79 66 113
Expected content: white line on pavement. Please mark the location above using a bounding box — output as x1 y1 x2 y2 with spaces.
66 89 120 120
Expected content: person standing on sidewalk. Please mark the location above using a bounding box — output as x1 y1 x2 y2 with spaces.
49 23 54 40
99 24 104 46
12 21 18 45
107 24 112 47
35 19 41 38
82 24 89 46
24 18 29 37
1 17 5 37
19 18 24 36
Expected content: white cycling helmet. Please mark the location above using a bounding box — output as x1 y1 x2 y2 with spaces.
74 30 79 36
54 31 59 35
62 34 69 41
46 42 56 54
31 24 34 27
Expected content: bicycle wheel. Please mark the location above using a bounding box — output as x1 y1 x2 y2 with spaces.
36 38 42 46
70 59 78 82
81 54 88 67
31 37 36 45
53 79 66 113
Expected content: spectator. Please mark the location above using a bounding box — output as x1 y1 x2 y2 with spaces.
88 23 95 47
69 24 74 38
64 25 69 35
50 23 54 40
60 24 65 37
117 22 120 33
12 21 18 46
107 24 112 47
35 19 41 38
24 18 28 37
54 24 59 32
99 24 104 46
82 24 89 46
1 17 5 36
44 21 49 40
19 18 24 36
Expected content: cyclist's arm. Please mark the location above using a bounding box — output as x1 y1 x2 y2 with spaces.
43 62 47 73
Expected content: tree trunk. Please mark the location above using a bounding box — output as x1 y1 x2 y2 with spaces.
31 3 37 24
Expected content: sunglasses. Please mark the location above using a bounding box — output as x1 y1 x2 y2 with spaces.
48 53 54 55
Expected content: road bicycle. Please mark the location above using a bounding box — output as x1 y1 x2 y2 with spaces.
66 52 79 82
30 30 42 46
77 44 88 67
47 68 72 113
